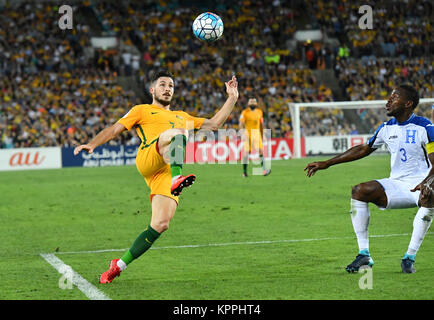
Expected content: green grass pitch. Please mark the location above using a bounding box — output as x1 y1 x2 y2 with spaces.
1 155 433 300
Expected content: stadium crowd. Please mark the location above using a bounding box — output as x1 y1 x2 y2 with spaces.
307 0 433 134
334 57 433 133
307 0 433 59
0 2 140 148
1 0 433 149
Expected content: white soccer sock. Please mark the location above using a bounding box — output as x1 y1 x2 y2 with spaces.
407 207 433 255
350 199 370 252
117 259 127 271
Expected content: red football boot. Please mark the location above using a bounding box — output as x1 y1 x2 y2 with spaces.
171 174 196 196
99 259 122 284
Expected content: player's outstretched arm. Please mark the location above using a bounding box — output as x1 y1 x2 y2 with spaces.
304 143 376 177
73 122 126 155
201 75 238 130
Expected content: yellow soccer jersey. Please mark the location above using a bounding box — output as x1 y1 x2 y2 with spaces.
240 107 263 133
117 104 205 148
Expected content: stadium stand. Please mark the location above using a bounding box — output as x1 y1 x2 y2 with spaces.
0 0 432 148
0 1 140 147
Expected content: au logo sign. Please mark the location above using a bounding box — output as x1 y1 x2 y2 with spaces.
9 151 46 166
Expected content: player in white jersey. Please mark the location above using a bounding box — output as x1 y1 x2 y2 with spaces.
305 85 434 273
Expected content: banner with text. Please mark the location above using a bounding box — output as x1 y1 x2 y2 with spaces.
0 147 61 171
305 134 387 156
185 138 304 163
61 145 139 167
61 138 304 167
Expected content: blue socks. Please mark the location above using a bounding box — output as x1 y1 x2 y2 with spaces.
403 253 416 261
359 249 370 256
359 249 416 261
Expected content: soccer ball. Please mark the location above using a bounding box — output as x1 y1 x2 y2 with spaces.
192 12 224 42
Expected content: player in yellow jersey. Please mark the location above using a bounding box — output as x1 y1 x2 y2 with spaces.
239 97 271 177
73 69 238 283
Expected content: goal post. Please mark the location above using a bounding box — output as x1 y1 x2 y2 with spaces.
289 98 434 159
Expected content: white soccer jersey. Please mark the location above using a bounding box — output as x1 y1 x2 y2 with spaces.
368 114 434 185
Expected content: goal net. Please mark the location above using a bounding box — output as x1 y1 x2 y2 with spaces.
288 98 434 158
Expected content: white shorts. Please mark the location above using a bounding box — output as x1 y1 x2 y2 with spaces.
376 178 420 210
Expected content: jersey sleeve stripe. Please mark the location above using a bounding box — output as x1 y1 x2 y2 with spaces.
136 124 147 145
368 122 385 147
422 146 430 168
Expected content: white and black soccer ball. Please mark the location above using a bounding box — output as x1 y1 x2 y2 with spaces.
192 12 224 42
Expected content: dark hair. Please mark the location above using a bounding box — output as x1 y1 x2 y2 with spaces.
151 69 174 84
398 84 419 110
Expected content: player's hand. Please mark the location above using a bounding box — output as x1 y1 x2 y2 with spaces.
412 182 431 202
304 161 329 177
411 175 434 202
225 75 238 99
410 183 422 193
74 144 94 156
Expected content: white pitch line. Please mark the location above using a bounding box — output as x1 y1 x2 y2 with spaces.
49 232 433 256
40 253 111 300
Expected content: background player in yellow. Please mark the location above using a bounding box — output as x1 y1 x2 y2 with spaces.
239 97 271 177
73 69 238 283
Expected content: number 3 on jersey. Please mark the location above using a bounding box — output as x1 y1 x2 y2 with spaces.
400 148 407 162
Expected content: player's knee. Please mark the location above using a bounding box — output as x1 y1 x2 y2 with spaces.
351 184 364 200
171 128 188 139
158 129 189 158
160 128 188 143
352 182 381 202
160 223 170 232
153 221 170 233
